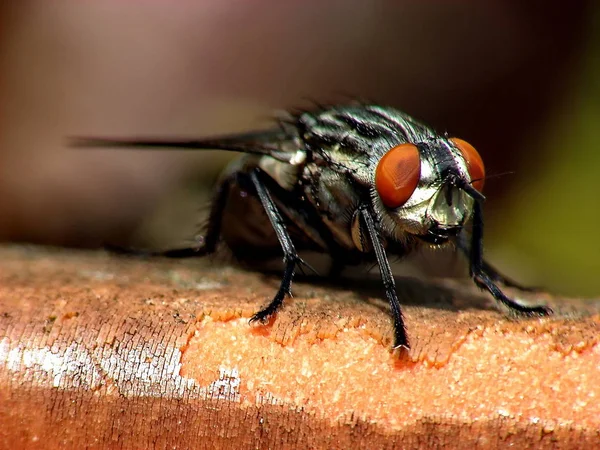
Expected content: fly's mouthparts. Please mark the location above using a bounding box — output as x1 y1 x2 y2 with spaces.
429 224 462 238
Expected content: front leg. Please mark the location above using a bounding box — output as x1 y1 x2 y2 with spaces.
456 232 539 292
359 206 409 349
247 169 302 323
467 202 552 316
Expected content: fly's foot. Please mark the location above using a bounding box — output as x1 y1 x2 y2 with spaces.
249 289 289 325
473 272 553 318
510 303 553 317
249 309 274 325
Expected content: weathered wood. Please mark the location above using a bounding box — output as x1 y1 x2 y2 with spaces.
0 245 598 449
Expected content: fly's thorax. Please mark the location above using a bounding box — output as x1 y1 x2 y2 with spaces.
301 156 369 251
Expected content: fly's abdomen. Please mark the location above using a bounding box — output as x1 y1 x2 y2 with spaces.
220 180 329 261
220 183 283 261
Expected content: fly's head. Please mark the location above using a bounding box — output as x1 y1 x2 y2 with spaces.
372 137 485 246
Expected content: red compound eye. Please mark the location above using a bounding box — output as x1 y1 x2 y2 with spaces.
375 143 421 208
451 138 485 192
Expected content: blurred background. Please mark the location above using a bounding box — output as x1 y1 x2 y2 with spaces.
0 1 598 297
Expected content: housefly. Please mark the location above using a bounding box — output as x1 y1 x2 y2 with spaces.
74 105 551 349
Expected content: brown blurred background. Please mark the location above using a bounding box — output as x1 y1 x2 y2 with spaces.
0 1 598 296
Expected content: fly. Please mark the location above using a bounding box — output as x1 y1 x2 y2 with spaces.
74 104 552 349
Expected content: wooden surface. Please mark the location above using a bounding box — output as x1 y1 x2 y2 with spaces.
0 245 598 449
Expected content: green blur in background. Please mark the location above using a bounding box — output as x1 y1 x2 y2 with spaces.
491 10 600 297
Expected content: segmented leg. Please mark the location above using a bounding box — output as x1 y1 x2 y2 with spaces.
247 170 301 323
478 260 540 292
360 205 409 349
468 201 552 316
456 232 538 291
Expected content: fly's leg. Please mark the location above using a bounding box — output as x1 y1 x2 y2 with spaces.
468 202 552 316
359 206 409 349
247 170 301 323
478 260 541 292
456 232 539 292
105 175 233 258
184 174 233 256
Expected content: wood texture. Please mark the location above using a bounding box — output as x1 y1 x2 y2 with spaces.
0 245 598 449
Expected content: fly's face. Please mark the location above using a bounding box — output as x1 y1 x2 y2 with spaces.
373 137 485 246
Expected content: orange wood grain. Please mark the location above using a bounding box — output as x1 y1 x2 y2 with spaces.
0 246 598 449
